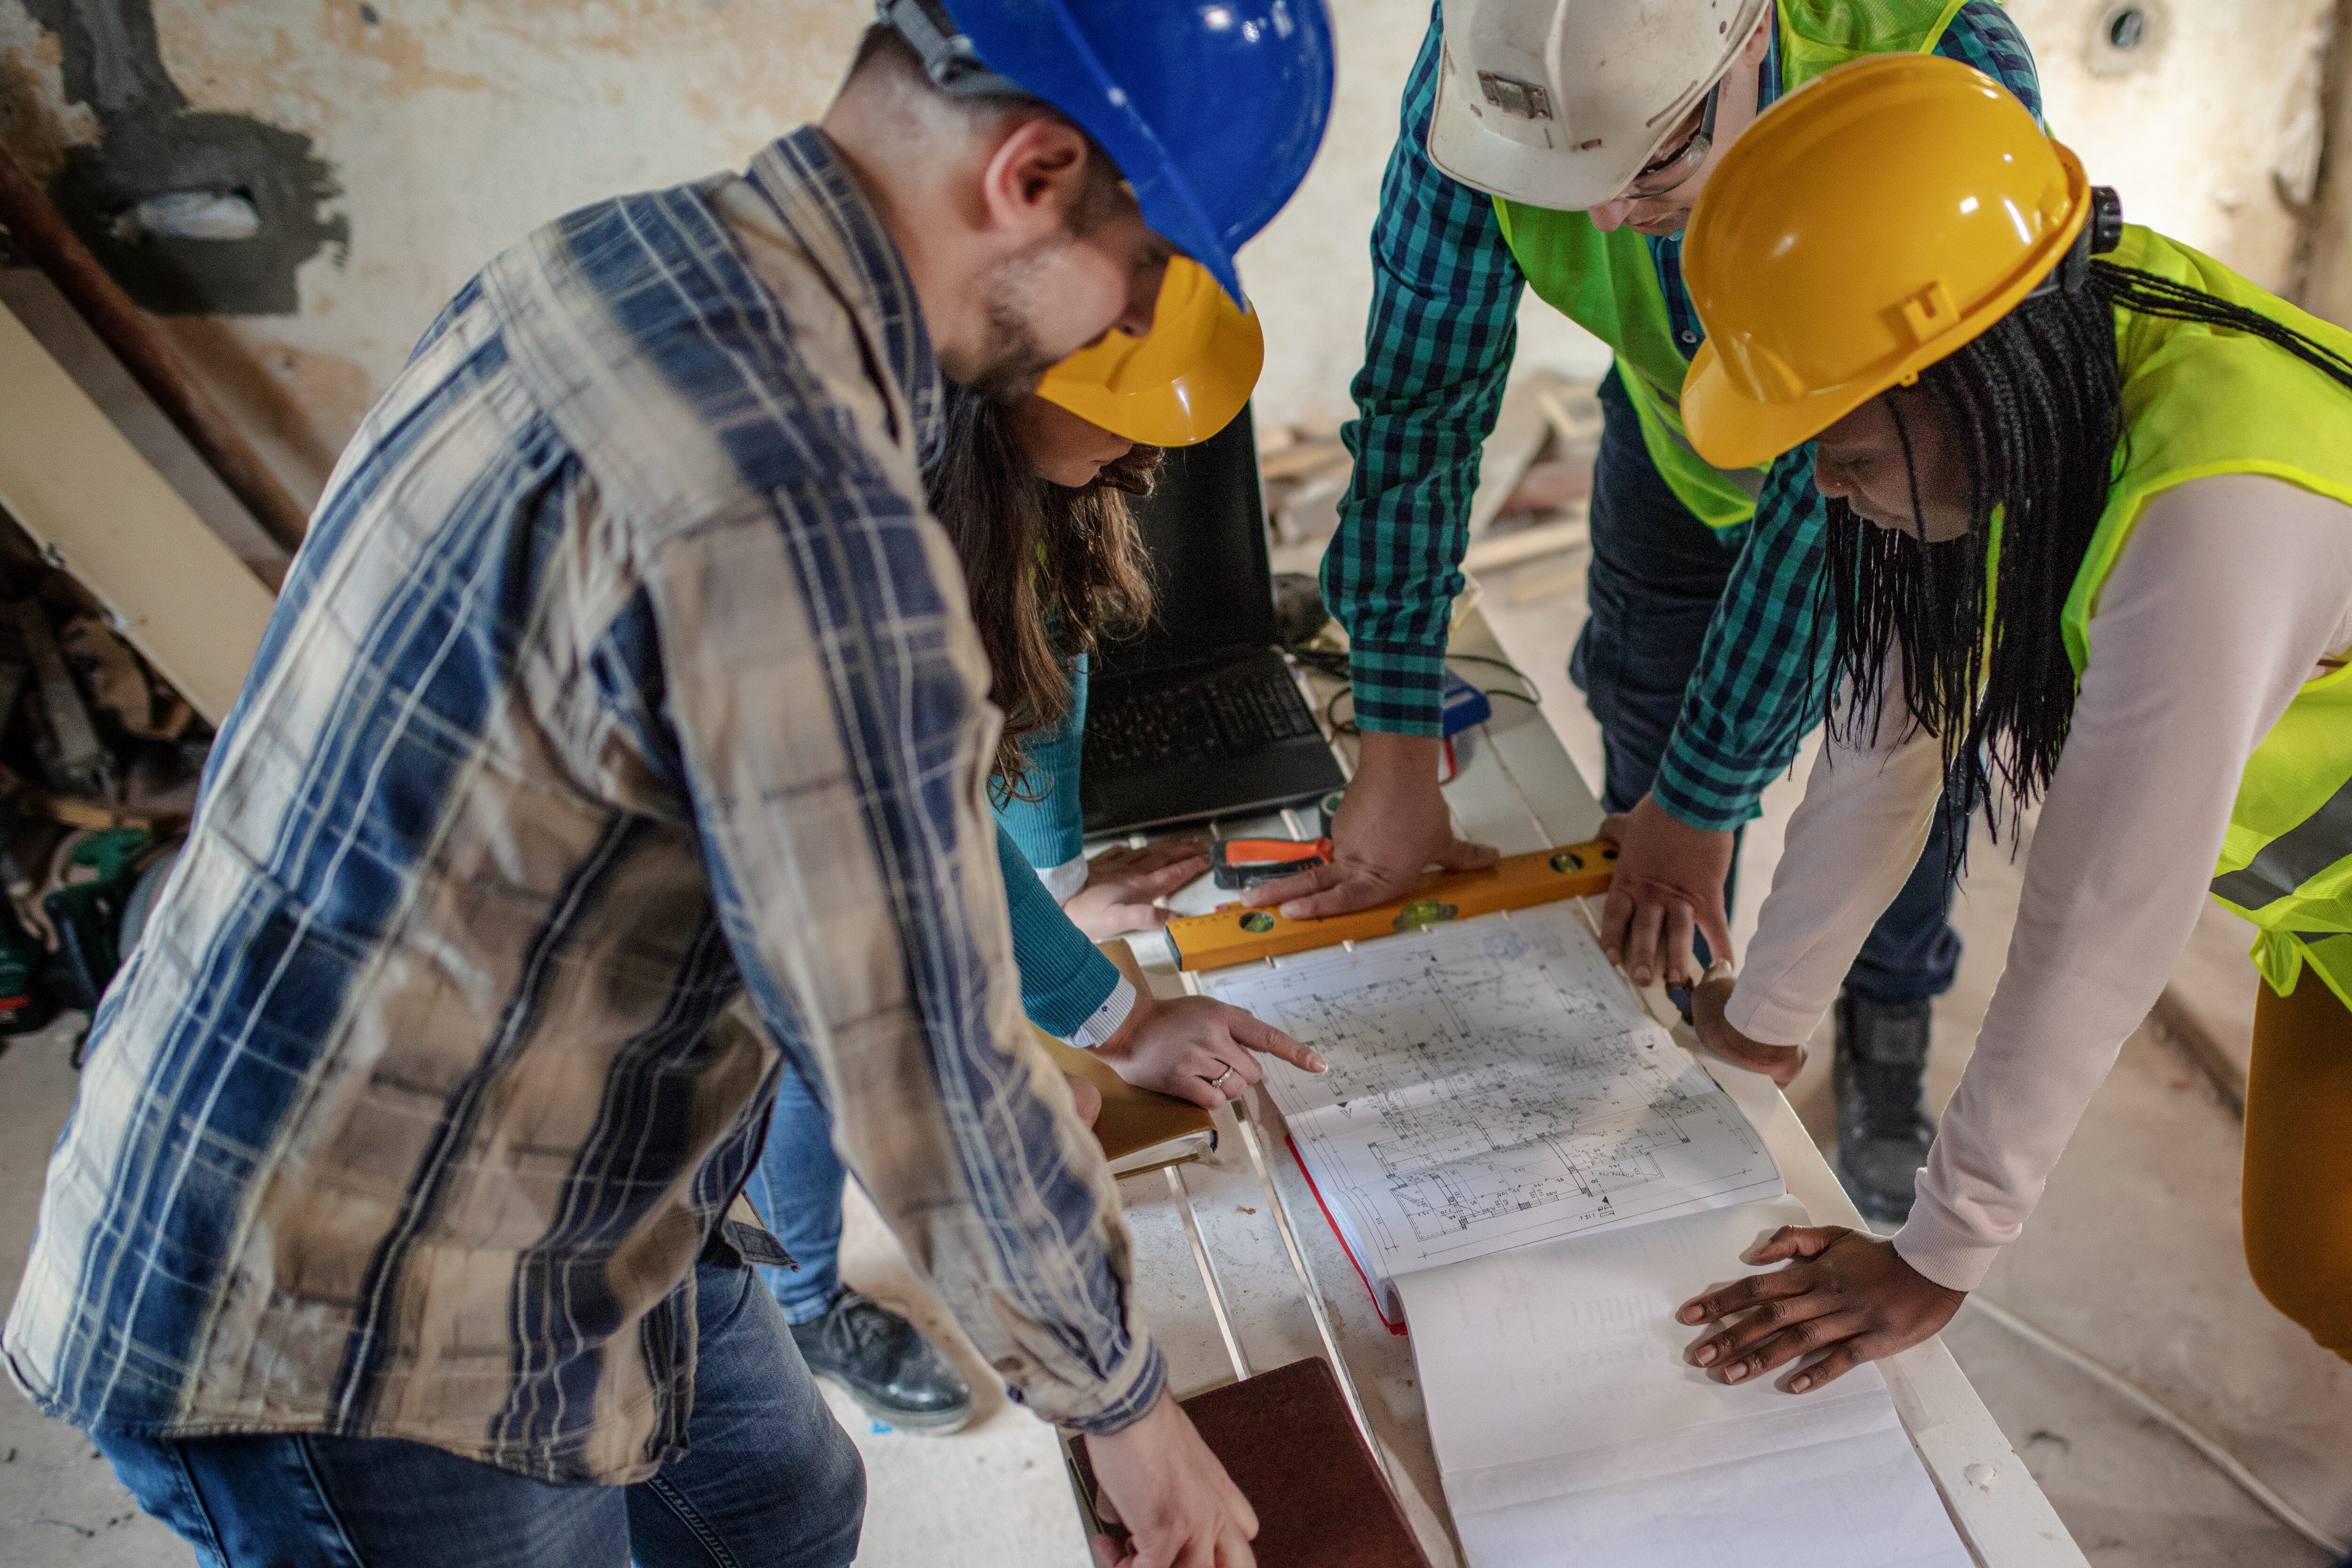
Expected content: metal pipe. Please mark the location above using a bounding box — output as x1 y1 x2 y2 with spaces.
0 145 311 556
1165 1162 1249 1384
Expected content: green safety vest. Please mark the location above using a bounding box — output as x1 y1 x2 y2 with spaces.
1492 0 1971 530
2060 227 2352 1008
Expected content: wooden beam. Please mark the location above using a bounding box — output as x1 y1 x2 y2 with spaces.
0 300 275 726
0 146 311 554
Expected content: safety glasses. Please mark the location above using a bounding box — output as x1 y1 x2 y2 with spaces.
1621 76 1725 202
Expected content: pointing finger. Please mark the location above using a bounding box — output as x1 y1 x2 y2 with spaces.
1225 1008 1326 1073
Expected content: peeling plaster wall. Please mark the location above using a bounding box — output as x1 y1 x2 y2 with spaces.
2010 0 2329 301
0 0 2332 503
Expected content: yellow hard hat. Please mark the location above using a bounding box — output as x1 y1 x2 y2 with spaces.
1679 55 2092 471
1037 257 1264 447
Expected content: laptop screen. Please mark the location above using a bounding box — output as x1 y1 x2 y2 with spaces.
1094 407 1276 678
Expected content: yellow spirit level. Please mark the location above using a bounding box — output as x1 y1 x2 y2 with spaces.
1167 839 1618 971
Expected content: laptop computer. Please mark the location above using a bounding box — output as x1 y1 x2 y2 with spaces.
1080 407 1345 835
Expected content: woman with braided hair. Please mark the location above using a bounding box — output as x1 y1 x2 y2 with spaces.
1664 54 2352 1394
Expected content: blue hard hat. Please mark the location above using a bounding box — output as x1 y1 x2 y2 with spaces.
880 0 1335 305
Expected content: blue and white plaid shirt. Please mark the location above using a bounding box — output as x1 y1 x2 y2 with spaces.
5 127 1163 1485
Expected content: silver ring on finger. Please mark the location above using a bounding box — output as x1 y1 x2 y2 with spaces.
1208 1065 1235 1089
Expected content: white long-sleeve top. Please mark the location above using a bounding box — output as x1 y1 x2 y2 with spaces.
1726 475 2352 1292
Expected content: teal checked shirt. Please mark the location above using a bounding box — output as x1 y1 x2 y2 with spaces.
1327 1 2042 830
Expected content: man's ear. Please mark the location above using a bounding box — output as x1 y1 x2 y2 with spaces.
1741 11 1774 65
977 114 1094 245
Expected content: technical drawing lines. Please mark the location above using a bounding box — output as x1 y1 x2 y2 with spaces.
1207 903 1784 1291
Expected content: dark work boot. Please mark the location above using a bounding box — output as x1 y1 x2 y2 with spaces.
1832 995 1937 1227
791 1288 973 1433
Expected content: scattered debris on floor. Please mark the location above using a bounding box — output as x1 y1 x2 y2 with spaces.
0 511 204 1053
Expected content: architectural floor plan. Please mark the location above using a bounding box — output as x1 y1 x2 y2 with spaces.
1203 901 1781 1315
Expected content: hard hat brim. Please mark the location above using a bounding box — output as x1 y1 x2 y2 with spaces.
1425 0 1771 212
1680 338 1871 471
1039 297 1266 447
1427 59 1635 212
1682 142 2094 470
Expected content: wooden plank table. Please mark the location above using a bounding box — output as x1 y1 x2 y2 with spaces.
1104 605 2088 1568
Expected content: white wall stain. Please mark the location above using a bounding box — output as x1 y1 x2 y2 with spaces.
0 0 2332 483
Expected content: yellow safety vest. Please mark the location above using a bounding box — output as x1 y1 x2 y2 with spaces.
1492 0 1971 530
2061 227 2352 1007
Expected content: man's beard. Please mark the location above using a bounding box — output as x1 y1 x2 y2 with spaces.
961 249 1066 404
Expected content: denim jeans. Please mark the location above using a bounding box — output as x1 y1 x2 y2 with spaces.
1570 369 1962 1007
745 1065 847 1323
94 1259 866 1568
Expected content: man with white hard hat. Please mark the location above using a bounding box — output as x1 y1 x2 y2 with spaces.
1248 0 2041 1225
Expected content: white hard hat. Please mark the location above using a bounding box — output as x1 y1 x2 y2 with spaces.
1427 0 1772 210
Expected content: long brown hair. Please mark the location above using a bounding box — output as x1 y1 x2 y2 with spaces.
928 382 1158 795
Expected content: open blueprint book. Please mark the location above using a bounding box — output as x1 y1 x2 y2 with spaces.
1200 901 1970 1568
1199 900 1784 1325
1399 1196 1970 1568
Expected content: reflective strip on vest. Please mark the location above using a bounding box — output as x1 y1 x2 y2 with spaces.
2058 227 2352 1007
2212 776 2352 910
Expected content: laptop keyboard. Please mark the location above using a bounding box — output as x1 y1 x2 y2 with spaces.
1085 665 1323 770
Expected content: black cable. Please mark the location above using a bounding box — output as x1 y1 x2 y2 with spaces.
1321 683 1358 738
1285 646 1540 736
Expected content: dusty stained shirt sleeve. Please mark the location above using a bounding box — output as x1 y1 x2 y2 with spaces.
647 439 1163 1436
1326 4 1526 737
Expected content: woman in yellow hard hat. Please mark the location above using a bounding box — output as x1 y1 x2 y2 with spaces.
1661 53 2352 1389
963 253 1263 923
744 258 1315 1432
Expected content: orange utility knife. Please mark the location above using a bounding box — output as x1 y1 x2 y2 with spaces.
1210 835 1334 891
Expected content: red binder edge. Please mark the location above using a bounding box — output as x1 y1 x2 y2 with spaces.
1284 1132 1408 1336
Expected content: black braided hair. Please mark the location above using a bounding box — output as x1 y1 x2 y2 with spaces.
1820 260 2352 878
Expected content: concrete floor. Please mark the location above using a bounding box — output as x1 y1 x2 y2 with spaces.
5 538 2350 1565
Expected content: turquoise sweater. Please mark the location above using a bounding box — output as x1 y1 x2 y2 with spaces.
994 659 1120 1036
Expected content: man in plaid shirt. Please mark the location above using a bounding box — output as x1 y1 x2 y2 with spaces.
5 6 1333 1565
1248 0 2042 1223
